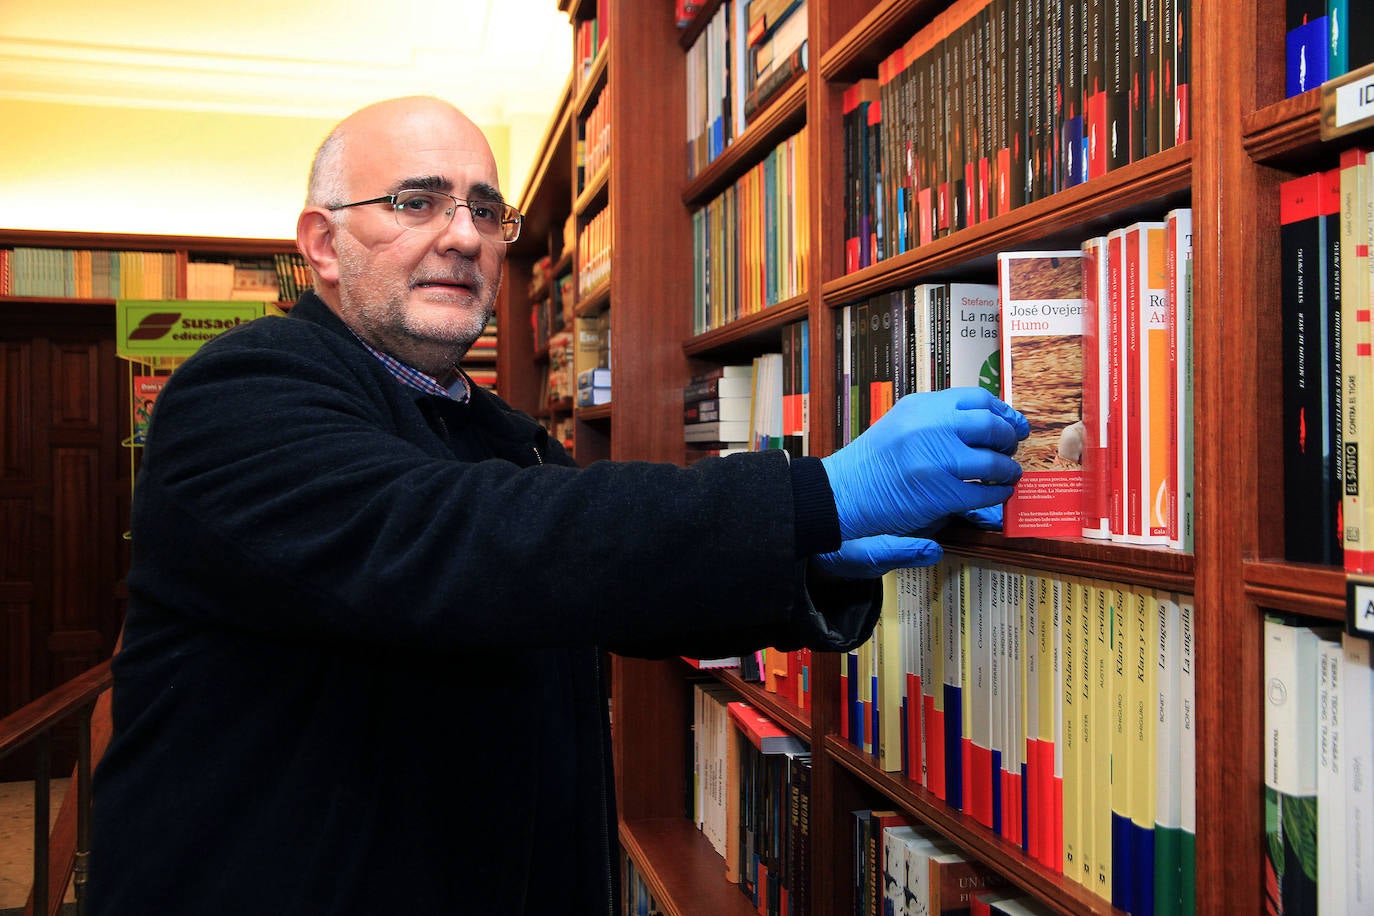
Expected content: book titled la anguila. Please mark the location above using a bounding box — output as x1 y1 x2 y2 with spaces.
997 250 1087 538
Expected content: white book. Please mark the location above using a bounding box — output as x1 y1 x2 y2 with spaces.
1178 595 1197 911
1344 632 1374 912
1166 208 1194 552
1263 617 1322 912
1317 635 1345 916
945 282 1001 391
882 825 923 916
1155 592 1185 909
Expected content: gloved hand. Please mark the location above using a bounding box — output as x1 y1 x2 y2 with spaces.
820 387 1029 541
812 534 944 579
961 504 1004 531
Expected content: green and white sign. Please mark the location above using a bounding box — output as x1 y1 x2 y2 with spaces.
116 300 275 359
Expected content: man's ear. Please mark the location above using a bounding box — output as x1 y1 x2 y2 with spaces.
297 208 340 284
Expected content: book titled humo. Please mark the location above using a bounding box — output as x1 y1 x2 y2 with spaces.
997 251 1086 538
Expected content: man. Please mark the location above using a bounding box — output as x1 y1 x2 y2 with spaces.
90 97 1027 914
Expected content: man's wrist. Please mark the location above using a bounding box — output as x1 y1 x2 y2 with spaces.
790 456 841 558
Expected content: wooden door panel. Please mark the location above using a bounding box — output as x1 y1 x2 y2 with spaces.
0 305 123 727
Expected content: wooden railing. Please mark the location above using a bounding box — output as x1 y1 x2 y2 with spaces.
0 662 113 916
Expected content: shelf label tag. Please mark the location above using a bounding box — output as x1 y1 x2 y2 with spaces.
1322 61 1374 140
1347 578 1374 638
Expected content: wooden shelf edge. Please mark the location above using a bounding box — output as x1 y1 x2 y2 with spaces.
1241 558 1347 620
942 529 1195 594
618 818 757 916
825 737 1122 916
684 296 810 357
575 159 611 216
819 0 947 84
573 40 611 117
820 143 1193 304
707 666 812 741
682 80 808 208
575 279 611 315
676 0 725 52
576 402 612 421
1240 90 1324 165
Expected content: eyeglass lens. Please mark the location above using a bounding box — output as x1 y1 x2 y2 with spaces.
393 190 519 242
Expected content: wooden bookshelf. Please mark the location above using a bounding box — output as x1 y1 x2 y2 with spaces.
495 0 1374 911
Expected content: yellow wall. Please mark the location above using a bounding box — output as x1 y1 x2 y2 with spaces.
1 99 516 241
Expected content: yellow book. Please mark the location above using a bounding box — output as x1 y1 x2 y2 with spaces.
1076 578 1095 888
877 569 904 772
1061 573 1079 881
1091 580 1114 900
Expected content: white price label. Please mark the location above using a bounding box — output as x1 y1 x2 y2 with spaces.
1351 581 1374 637
1321 61 1374 140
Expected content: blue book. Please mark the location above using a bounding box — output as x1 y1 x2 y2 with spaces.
1286 16 1330 96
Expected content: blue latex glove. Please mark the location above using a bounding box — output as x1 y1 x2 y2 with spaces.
813 534 944 579
820 387 1029 541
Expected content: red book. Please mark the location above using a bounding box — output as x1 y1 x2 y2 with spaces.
726 701 805 755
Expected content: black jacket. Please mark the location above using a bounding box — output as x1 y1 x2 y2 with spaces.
91 292 880 915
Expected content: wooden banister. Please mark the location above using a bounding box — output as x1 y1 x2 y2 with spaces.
0 660 114 916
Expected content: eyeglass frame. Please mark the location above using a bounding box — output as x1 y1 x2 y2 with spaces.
327 189 523 243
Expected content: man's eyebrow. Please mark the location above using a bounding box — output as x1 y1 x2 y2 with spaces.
467 181 505 203
393 175 452 194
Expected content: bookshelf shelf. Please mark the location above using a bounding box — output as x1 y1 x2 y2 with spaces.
575 159 610 216
818 0 947 84
573 40 610 117
682 79 808 207
618 818 758 916
942 532 1195 593
677 0 725 51
683 295 810 358
575 402 611 422
709 665 812 739
827 738 1118 916
574 279 610 317
1241 560 1348 621
822 143 1194 306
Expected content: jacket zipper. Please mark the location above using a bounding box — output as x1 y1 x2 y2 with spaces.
531 444 543 465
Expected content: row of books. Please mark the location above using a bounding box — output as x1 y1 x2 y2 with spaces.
843 560 1196 914
578 84 611 192
0 246 312 304
543 314 610 408
1262 616 1374 915
835 208 1193 547
844 0 1191 270
685 0 807 178
692 127 811 334
530 271 574 353
1006 209 1193 546
575 0 608 91
621 854 664 916
578 207 611 298
1284 0 1374 97
684 319 809 457
3 247 177 299
1279 150 1374 572
859 810 1057 916
691 683 811 915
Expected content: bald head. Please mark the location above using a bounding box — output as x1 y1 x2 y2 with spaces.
306 97 500 209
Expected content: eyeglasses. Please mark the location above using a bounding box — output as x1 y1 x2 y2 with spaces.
328 189 523 243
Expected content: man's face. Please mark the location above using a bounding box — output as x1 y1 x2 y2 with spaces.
328 103 506 376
